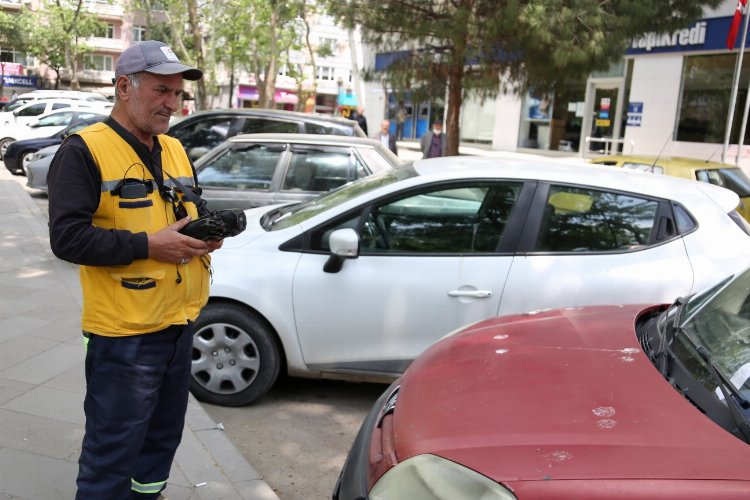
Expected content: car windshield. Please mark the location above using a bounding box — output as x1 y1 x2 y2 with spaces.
650 268 750 442
678 270 750 397
696 168 750 198
266 164 417 230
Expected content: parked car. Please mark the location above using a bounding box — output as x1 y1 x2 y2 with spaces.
168 108 366 160
4 89 109 111
190 156 750 406
334 265 750 499
25 146 60 192
195 133 403 210
22 111 371 191
590 155 750 222
0 99 111 157
7 113 108 175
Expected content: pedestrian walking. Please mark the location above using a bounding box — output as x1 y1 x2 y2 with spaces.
354 106 368 135
420 120 448 158
47 40 222 500
373 119 398 155
395 100 407 140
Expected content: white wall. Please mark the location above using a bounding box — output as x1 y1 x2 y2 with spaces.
491 93 523 151
624 54 684 155
460 95 497 142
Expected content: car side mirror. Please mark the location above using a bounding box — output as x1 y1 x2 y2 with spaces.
323 228 359 273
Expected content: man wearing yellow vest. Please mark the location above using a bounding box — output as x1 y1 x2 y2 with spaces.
48 41 222 499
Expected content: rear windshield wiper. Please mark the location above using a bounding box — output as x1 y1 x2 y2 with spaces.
657 297 686 376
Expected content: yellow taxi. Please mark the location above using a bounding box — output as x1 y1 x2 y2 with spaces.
590 155 750 222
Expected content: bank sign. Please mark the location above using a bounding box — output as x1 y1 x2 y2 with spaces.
627 16 741 54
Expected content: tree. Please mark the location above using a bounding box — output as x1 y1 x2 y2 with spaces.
328 0 722 156
130 0 210 110
0 11 26 97
19 0 102 90
213 0 300 109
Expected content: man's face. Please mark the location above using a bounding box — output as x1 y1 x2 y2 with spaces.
127 72 183 137
381 120 390 133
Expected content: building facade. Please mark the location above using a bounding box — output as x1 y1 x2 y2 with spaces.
0 0 359 116
361 1 750 168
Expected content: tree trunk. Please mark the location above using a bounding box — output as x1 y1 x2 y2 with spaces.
445 61 463 157
187 0 206 110
258 8 279 109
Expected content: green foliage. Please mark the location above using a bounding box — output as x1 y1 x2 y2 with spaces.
18 0 104 76
328 0 722 96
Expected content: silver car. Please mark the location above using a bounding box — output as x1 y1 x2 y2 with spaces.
194 133 402 210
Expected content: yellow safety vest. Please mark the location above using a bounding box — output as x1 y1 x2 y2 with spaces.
77 122 210 336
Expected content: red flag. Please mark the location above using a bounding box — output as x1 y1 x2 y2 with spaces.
728 0 748 49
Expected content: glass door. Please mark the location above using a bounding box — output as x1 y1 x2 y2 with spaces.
581 78 625 156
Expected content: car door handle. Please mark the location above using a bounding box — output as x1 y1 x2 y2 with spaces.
448 290 493 298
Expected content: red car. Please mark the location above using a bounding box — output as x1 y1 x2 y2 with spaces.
334 270 750 499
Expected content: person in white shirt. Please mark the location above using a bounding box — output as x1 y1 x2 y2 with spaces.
372 119 397 155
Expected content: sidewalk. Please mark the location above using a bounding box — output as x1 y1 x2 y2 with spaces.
0 167 279 500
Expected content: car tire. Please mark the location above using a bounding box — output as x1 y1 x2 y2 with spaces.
0 137 14 159
20 150 36 176
191 302 282 406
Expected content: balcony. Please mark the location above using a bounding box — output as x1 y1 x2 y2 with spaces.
0 0 23 10
59 68 115 85
83 0 125 18
85 37 124 52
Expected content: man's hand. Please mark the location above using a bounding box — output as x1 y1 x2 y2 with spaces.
148 217 210 264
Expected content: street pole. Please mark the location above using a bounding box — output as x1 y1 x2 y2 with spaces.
723 4 750 163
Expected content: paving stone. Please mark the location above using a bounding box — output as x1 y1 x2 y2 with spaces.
0 409 83 461
0 335 58 373
0 448 78 500
0 377 34 406
1 386 84 426
0 342 82 385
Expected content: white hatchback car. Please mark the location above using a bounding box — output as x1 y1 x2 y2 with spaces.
0 99 111 156
191 156 750 406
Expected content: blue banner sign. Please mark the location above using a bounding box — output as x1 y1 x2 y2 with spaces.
2 75 38 88
627 17 740 55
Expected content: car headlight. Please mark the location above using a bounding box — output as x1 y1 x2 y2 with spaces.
369 454 516 500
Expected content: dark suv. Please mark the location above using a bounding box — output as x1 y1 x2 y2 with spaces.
168 108 365 160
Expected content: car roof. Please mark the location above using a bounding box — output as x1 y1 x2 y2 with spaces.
171 108 360 129
226 132 385 147
411 155 739 211
593 155 736 171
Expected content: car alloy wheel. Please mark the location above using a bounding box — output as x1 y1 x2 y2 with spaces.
0 137 14 159
191 302 281 406
21 150 35 176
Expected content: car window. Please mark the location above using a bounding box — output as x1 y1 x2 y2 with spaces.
51 103 72 111
16 102 49 117
37 111 75 127
169 117 234 158
622 162 664 174
535 185 659 252
314 182 522 253
282 149 363 192
696 168 750 198
303 122 352 136
197 145 282 190
241 118 299 134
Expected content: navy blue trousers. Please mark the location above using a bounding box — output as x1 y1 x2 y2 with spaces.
76 323 193 500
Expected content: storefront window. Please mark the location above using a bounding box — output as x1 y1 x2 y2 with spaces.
677 54 750 144
518 81 586 152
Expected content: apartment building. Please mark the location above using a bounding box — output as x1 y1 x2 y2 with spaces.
0 0 360 115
